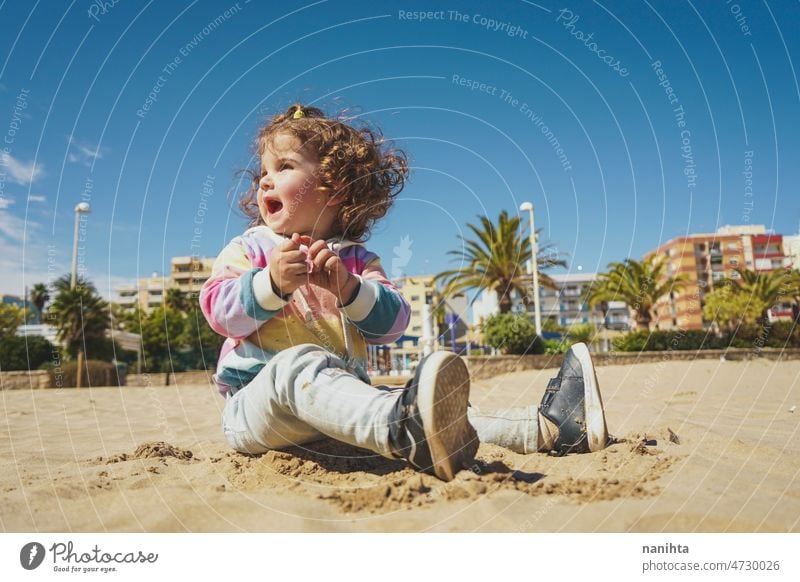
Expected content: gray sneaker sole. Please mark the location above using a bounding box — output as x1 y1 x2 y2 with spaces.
416 351 478 481
571 342 609 452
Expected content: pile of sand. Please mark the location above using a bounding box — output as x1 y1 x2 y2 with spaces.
1 359 797 531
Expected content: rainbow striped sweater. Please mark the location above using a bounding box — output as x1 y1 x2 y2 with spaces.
199 225 411 395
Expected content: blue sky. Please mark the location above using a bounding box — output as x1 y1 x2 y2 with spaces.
1 0 798 302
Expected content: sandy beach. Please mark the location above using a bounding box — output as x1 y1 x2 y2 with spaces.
1 358 798 532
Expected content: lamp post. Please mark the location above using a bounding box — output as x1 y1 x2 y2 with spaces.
71 202 91 288
520 202 542 336
70 202 90 388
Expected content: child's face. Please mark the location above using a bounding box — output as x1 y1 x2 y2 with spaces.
257 133 339 238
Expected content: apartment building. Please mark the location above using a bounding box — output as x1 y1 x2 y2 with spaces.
115 256 215 312
394 275 435 339
647 225 793 330
170 256 215 295
539 273 631 331
472 273 631 332
115 273 169 312
784 234 800 269
393 275 469 340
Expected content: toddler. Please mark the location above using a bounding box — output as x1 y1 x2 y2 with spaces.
200 104 609 482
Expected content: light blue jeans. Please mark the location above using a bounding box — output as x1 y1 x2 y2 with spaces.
221 344 539 458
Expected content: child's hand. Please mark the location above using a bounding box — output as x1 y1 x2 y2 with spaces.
268 234 310 297
303 236 360 305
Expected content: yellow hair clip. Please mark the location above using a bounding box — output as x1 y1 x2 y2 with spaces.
292 108 305 119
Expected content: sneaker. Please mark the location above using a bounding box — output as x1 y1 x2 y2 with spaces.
388 351 479 481
539 342 609 455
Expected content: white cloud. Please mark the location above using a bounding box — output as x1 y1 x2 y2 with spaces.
0 210 49 296
0 197 14 209
27 194 46 203
0 152 45 185
0 209 36 243
67 136 106 166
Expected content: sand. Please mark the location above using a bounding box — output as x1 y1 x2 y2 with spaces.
1 359 798 532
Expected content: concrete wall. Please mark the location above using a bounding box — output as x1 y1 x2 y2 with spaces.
464 348 800 380
2 348 798 388
125 371 213 387
0 370 214 389
0 370 50 390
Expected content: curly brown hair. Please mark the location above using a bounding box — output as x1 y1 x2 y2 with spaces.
239 104 409 241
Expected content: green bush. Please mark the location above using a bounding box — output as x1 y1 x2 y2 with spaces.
566 323 597 344
612 322 800 352
0 335 56 371
48 360 118 388
543 338 569 355
482 313 544 355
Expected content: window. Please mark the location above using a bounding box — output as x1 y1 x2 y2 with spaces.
410 295 420 302
727 242 739 251
412 325 422 333
755 258 771 270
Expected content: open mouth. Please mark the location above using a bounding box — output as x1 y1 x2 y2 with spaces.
265 199 283 215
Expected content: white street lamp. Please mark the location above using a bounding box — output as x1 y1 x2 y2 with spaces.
71 202 91 288
520 202 542 336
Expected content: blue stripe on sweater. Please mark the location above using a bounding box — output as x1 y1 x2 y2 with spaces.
239 268 282 321
350 283 402 340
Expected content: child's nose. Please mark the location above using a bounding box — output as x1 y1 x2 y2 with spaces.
259 173 273 190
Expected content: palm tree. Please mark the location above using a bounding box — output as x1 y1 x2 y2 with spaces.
733 268 800 321
434 210 566 314
47 275 109 370
585 256 687 330
29 283 49 323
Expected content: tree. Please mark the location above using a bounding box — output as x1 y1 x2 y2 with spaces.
46 275 109 358
0 335 55 371
734 268 800 321
0 303 25 339
178 307 226 370
702 283 764 330
165 288 190 311
29 283 50 323
586 256 687 330
702 268 800 328
434 210 566 314
482 313 544 355
138 305 185 373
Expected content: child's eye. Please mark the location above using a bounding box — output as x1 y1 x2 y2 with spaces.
280 162 292 170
